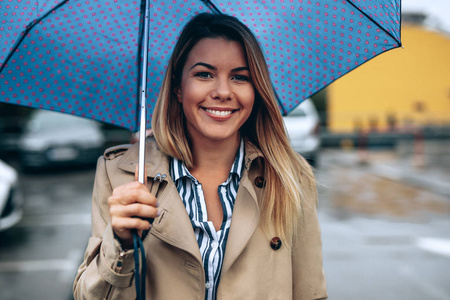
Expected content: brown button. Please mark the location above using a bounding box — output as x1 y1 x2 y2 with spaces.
254 176 265 188
270 237 282 250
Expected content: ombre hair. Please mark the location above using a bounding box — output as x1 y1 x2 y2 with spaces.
152 13 315 245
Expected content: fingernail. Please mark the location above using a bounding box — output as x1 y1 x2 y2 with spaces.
156 202 160 208
157 209 161 217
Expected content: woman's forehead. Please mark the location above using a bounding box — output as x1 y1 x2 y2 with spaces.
184 38 248 68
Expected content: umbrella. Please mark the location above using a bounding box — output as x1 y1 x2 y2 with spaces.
1 0 402 127
0 0 402 298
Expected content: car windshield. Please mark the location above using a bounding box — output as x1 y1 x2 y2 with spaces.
27 111 97 132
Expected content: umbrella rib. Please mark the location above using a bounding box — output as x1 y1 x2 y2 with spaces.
274 89 289 116
200 0 222 14
0 0 70 72
346 0 402 46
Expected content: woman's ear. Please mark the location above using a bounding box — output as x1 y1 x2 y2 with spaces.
174 87 182 103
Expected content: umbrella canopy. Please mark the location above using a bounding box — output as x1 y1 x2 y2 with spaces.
0 0 402 132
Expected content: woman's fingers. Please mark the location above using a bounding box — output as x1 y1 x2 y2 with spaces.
111 216 152 232
108 179 158 247
110 202 159 219
109 181 157 207
111 217 151 249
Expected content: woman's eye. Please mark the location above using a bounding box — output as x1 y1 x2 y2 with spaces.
232 74 250 82
194 72 213 79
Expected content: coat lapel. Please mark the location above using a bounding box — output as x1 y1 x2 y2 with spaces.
221 144 263 274
221 175 260 274
149 181 201 259
115 139 169 178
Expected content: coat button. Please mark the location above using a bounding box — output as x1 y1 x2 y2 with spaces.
254 176 265 188
270 237 282 251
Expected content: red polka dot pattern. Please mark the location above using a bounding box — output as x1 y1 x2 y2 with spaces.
0 0 401 131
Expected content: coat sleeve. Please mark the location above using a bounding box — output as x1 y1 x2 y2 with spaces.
73 157 137 300
292 165 328 300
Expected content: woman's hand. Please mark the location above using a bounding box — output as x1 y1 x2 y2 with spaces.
108 167 158 249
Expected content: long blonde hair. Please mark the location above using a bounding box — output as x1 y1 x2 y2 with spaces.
152 13 315 245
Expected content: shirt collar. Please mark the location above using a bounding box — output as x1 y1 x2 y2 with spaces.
170 138 245 183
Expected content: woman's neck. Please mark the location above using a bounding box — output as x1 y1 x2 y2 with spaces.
189 135 241 178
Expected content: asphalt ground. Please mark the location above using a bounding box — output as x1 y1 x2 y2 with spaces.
0 142 449 300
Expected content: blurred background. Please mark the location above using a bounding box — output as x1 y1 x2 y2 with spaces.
0 0 449 299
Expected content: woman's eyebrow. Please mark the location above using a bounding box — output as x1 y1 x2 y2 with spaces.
190 62 216 70
232 66 249 72
189 63 249 73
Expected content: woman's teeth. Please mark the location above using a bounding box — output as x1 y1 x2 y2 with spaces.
205 109 232 116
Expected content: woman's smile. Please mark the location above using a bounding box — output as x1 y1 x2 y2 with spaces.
204 108 233 116
202 107 239 118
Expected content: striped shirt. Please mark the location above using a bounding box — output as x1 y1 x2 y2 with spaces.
169 139 245 300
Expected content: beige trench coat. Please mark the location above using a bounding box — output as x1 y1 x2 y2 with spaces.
73 139 327 300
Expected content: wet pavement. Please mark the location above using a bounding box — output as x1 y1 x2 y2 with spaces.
0 142 449 300
0 167 94 300
319 147 450 218
316 144 450 300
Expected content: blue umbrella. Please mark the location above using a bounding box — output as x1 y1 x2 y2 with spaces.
1 0 402 131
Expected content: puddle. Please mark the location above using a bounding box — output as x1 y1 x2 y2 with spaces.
324 167 450 218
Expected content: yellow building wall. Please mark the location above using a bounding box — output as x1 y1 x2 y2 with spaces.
328 25 450 133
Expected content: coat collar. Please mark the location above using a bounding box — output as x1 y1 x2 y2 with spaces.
114 137 263 182
114 138 265 270
115 138 170 178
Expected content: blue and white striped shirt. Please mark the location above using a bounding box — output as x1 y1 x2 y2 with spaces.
169 139 245 300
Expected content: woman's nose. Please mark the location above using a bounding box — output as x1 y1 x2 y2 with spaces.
212 78 232 101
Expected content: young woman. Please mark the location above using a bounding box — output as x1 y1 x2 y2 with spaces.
74 13 327 300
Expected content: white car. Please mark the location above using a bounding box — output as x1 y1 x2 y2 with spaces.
283 99 321 167
18 110 105 170
0 159 22 231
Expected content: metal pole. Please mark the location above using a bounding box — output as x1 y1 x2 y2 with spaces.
133 2 151 299
138 0 150 184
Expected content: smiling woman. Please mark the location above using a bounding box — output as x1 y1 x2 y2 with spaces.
174 37 255 232
74 13 327 300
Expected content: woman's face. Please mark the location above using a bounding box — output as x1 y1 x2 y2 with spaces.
176 37 255 146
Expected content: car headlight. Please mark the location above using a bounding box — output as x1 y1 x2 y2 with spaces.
19 137 48 151
0 160 18 185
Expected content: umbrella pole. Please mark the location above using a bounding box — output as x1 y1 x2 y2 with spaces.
133 1 151 300
138 0 151 184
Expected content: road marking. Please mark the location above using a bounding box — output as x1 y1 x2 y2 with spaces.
16 213 91 227
0 259 75 272
416 237 450 257
0 250 83 274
